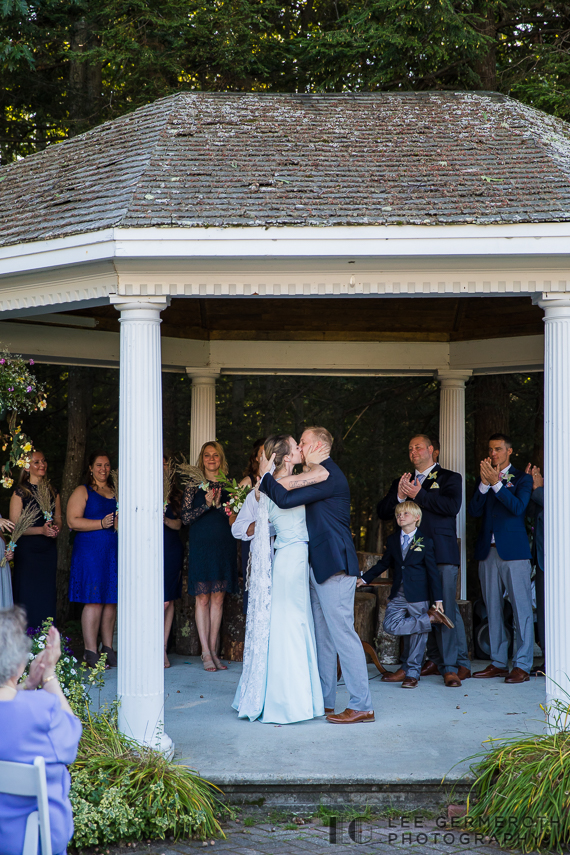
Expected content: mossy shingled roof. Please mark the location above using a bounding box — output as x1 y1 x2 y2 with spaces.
1 90 570 247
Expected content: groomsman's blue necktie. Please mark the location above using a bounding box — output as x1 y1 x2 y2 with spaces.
417 473 426 485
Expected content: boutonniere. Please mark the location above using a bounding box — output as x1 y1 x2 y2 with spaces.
427 471 438 480
412 536 425 552
502 473 515 488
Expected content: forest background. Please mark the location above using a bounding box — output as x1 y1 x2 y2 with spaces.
0 0 551 611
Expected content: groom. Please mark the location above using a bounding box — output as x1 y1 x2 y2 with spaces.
259 426 374 724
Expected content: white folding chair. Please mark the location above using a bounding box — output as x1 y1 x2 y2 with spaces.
0 756 52 855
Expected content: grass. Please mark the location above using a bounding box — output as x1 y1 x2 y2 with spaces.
462 695 570 852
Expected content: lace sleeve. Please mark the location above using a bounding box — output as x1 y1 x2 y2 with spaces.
180 485 210 526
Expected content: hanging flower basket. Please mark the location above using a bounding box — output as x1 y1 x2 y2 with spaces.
0 349 47 488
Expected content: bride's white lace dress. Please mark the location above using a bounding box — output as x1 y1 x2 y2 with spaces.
232 494 324 724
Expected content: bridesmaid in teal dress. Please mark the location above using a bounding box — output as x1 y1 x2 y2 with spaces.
233 435 329 724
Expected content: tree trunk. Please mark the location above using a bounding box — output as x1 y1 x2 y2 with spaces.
68 17 103 132
473 375 510 464
473 2 497 90
229 376 245 469
532 373 544 469
57 367 94 623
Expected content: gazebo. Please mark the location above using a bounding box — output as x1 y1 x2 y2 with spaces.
0 91 567 752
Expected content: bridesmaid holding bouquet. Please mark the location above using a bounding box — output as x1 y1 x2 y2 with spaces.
9 451 61 629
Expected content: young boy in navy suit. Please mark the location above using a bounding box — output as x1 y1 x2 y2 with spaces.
357 501 453 688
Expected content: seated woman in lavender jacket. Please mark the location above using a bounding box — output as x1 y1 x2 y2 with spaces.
0 607 82 855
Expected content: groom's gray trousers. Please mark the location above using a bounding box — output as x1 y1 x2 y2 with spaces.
309 568 372 711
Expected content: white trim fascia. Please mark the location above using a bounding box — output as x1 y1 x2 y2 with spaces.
1 222 570 278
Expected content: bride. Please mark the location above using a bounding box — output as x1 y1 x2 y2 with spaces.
232 434 329 724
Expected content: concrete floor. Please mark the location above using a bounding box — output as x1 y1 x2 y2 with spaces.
97 656 546 791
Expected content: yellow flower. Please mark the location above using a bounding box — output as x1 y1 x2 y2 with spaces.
22 442 32 452
1 477 13 489
14 426 21 434
16 458 25 467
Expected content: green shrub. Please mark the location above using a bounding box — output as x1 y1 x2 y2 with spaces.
465 698 570 852
67 653 225 848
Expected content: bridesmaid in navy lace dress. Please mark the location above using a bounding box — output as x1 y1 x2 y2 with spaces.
181 441 237 672
163 456 184 668
67 451 118 668
9 451 62 629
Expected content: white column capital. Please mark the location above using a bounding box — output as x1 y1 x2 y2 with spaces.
110 295 171 316
186 371 220 385
437 369 473 387
539 295 570 318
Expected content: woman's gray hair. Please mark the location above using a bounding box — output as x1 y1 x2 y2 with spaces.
0 607 32 684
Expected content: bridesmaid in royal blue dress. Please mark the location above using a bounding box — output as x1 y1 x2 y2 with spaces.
67 450 118 669
163 457 184 668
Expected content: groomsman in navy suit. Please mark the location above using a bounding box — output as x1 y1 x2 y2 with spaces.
377 435 470 687
468 434 533 683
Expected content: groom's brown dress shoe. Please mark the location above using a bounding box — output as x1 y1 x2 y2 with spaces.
420 660 440 677
473 664 509 679
402 677 418 688
326 708 375 724
504 667 530 684
457 666 472 680
381 668 406 683
444 672 462 687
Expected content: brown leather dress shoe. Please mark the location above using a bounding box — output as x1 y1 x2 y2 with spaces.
505 667 530 684
444 672 462 687
420 660 440 677
402 677 418 688
381 668 406 683
326 708 375 724
427 607 454 629
324 708 334 714
457 666 472 680
473 664 509 678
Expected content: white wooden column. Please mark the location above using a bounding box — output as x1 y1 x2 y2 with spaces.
539 296 570 713
187 372 217 464
438 369 472 600
113 297 173 755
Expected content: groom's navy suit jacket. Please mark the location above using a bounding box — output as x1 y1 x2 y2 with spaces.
361 531 442 603
468 466 532 561
259 457 359 584
377 464 462 566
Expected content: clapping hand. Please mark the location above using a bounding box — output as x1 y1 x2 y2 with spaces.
398 473 421 500
480 458 499 486
525 463 544 489
27 625 61 690
0 518 14 534
205 488 215 507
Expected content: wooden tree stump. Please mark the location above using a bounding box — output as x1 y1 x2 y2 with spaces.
354 591 377 649
221 582 246 662
174 573 200 656
357 551 389 579
373 580 400 664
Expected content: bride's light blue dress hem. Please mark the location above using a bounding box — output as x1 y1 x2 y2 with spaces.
232 502 324 724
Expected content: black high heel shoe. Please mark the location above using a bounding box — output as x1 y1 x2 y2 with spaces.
83 649 109 670
100 645 117 668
